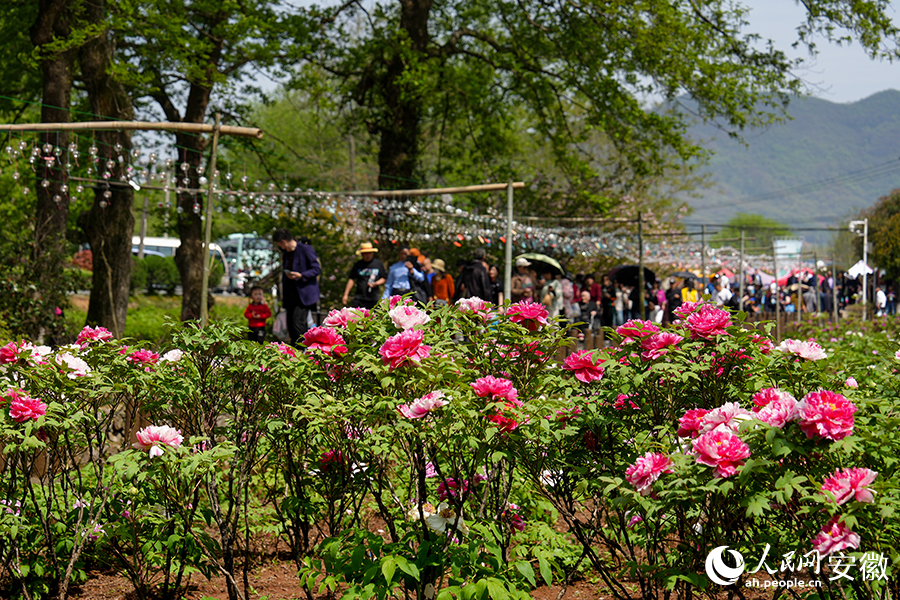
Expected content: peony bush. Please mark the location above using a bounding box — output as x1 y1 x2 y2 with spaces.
0 301 898 600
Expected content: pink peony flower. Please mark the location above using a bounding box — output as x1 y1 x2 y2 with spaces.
507 301 549 331
437 478 469 500
379 329 431 370
844 377 858 389
677 408 709 438
303 327 349 356
503 503 525 533
319 450 344 472
425 462 438 478
456 297 492 317
616 319 659 340
796 390 857 441
625 452 674 496
76 326 114 347
323 307 370 328
388 295 412 309
471 376 518 403
674 300 701 319
389 304 431 330
563 350 604 383
5 389 47 423
398 391 449 419
751 388 798 428
640 332 683 361
133 425 184 457
613 394 639 410
127 349 160 368
627 514 644 528
55 352 91 379
692 429 750 478
775 339 827 361
699 402 751 435
895 349 900 361
0 341 29 364
751 334 773 354
271 342 297 358
811 516 861 556
684 304 732 339
821 467 877 505
487 410 521 432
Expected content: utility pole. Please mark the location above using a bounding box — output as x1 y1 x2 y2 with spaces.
349 135 357 191
832 253 839 323
199 113 222 327
504 181 514 304
849 219 869 320
138 195 149 259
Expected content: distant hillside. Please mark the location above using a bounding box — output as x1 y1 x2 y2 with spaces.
683 90 900 243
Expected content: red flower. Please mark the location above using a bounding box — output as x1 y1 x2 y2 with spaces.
616 319 659 339
379 329 431 370
5 388 47 423
812 516 860 556
626 452 674 496
640 332 683 361
303 327 348 356
507 301 549 331
563 350 604 383
471 375 518 403
685 304 732 339
677 408 709 438
692 429 750 478
76 326 114 347
796 390 856 441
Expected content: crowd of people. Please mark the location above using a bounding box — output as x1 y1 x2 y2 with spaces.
259 230 895 347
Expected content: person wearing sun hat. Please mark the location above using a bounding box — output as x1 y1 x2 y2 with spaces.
510 257 535 302
342 241 387 309
431 258 455 304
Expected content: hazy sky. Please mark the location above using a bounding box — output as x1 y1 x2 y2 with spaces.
747 0 897 103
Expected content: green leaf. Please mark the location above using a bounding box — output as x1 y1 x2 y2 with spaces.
514 561 536 587
538 554 552 587
381 557 396 584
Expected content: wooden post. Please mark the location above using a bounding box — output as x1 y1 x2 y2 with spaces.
199 113 221 327
773 240 781 343
700 224 706 295
797 247 802 324
739 229 745 311
638 212 645 319
832 253 839 323
504 181 513 306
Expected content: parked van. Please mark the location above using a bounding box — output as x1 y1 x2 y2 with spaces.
131 236 229 290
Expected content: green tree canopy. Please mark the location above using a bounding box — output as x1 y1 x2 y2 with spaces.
709 212 793 250
299 0 900 191
860 188 900 280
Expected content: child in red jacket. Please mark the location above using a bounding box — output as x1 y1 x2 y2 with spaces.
244 286 272 343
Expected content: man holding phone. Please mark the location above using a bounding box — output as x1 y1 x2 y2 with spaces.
273 229 321 346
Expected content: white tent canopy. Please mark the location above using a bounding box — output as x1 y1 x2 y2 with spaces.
847 260 874 278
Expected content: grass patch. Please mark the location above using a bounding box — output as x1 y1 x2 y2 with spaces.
66 294 265 345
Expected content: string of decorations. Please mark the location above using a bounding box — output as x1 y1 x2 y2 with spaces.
2 132 783 272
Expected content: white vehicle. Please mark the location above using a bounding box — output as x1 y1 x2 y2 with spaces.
132 236 229 290
215 233 279 292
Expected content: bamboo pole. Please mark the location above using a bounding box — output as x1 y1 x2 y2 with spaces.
199 114 222 327
0 120 262 138
739 230 745 312
773 240 781 343
638 212 645 319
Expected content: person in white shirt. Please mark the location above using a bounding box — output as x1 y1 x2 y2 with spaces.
876 286 887 316
714 281 733 306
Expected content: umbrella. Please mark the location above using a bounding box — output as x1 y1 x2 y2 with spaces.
847 260 873 278
606 264 657 287
516 253 566 276
670 270 696 279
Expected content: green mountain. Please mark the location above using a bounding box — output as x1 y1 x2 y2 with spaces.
683 90 900 242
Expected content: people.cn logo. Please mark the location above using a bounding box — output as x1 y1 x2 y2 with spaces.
705 546 746 585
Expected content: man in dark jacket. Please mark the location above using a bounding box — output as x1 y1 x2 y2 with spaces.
274 229 321 346
453 248 493 302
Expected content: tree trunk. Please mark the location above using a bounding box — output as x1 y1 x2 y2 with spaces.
79 0 134 338
30 0 75 341
375 0 433 190
172 62 220 322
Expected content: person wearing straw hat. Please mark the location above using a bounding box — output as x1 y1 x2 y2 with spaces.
431 258 454 305
343 241 387 309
